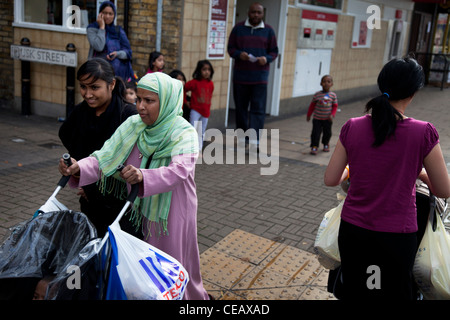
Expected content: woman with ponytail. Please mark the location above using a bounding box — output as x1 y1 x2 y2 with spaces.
324 57 450 300
59 58 138 237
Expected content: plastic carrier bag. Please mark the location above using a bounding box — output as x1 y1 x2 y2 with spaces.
106 223 189 300
33 196 69 218
314 199 344 270
413 209 450 300
0 210 100 300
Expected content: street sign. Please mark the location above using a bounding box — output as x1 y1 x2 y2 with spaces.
10 45 77 67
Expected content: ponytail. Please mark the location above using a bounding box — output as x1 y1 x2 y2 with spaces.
366 56 424 147
365 94 403 147
113 76 127 102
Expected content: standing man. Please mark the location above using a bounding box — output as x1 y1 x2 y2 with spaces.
227 2 278 148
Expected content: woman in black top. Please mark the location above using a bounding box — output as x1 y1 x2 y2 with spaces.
59 58 139 237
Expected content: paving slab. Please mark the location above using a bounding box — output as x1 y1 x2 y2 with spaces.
200 229 336 300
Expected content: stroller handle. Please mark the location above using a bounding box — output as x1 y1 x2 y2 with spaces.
57 153 73 188
62 153 72 167
57 175 70 188
429 193 437 232
117 164 139 203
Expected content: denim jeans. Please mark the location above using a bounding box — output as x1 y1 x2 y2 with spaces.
190 109 208 151
233 82 267 143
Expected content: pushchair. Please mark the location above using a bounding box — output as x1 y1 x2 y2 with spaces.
326 179 448 299
0 157 188 300
0 159 138 300
0 210 102 300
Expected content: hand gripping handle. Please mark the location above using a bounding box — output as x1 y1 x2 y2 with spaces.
117 164 139 203
57 153 73 187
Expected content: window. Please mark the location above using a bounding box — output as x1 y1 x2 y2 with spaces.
24 0 63 25
72 0 98 27
14 0 114 33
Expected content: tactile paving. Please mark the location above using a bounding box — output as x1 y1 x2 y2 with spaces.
231 265 308 300
211 228 282 265
200 229 336 300
261 245 323 285
299 286 336 300
200 248 256 289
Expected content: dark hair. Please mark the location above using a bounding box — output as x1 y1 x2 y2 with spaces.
148 51 163 71
168 69 187 83
192 60 214 80
125 80 136 91
365 57 424 146
77 58 125 100
321 74 332 82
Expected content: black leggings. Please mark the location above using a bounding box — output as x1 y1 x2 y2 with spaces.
338 219 417 300
310 119 332 148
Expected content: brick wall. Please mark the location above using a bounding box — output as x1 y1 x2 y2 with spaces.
117 0 183 78
181 0 234 114
330 15 387 91
0 1 14 108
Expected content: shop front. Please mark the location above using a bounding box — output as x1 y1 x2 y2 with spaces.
4 0 425 128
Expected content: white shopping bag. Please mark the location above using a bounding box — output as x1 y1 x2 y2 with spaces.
413 210 450 300
106 223 189 300
34 196 69 217
314 199 343 270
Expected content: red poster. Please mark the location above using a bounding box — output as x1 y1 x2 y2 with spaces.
358 21 367 45
207 0 229 59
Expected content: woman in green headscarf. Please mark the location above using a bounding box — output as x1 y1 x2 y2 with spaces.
59 72 210 300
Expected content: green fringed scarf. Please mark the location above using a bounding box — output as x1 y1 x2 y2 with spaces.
91 72 198 234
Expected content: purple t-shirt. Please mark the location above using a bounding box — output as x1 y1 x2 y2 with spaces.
340 115 439 233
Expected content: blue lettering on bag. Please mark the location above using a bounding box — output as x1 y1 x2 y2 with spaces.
152 249 180 270
138 259 166 293
145 256 174 288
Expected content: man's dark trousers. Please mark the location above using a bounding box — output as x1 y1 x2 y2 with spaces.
233 82 267 143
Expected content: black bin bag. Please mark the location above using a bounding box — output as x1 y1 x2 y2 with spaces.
0 210 108 300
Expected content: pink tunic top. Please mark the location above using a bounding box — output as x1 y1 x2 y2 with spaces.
70 144 209 300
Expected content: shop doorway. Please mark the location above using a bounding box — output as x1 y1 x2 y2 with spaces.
225 0 287 127
409 11 433 54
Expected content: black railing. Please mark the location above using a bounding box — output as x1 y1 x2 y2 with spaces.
414 52 450 91
13 38 77 118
